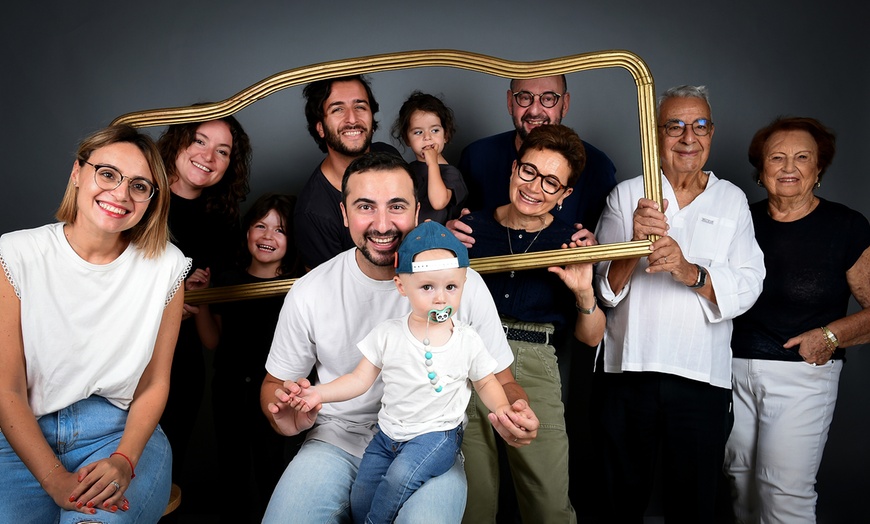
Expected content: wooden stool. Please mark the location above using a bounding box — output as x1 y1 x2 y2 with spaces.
163 483 181 516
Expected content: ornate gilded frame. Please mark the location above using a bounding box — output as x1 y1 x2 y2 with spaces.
112 49 661 304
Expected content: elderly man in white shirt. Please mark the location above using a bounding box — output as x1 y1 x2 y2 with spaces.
592 85 765 523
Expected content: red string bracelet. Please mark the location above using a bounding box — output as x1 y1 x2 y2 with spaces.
111 452 136 478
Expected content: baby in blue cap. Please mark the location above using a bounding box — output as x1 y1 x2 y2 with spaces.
288 221 510 524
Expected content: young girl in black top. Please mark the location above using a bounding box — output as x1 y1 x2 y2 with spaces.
195 193 302 523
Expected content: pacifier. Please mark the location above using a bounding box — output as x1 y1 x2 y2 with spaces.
428 306 454 323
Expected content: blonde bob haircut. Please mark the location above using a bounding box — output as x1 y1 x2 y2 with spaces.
56 125 171 258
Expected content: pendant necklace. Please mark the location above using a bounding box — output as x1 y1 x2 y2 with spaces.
506 222 544 278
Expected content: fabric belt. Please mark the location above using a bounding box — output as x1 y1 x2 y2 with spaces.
503 326 550 345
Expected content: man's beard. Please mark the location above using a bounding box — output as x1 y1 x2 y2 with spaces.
324 123 373 156
356 227 403 267
514 113 556 140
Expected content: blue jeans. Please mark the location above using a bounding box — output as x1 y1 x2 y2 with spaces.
263 438 467 524
0 396 171 524
351 425 463 524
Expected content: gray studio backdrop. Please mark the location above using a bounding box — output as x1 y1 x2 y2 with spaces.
2 2 866 522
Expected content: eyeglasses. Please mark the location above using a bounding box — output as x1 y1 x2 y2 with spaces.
515 162 568 195
659 118 713 137
512 91 563 108
86 161 157 202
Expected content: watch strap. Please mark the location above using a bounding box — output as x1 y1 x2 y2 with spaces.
688 264 707 288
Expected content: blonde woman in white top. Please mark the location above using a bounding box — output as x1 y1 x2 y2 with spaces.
0 125 190 523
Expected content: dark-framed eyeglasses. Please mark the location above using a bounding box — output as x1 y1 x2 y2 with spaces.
511 90 563 108
515 162 568 195
85 161 157 202
659 118 713 137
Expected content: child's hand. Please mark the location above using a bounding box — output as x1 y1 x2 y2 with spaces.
488 398 539 448
421 145 439 165
268 378 321 436
185 267 211 291
288 386 322 413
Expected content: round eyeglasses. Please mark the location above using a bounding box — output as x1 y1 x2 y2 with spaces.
512 91 563 108
659 118 713 137
515 162 568 195
86 161 157 202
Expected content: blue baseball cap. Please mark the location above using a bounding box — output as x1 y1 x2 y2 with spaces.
395 221 470 274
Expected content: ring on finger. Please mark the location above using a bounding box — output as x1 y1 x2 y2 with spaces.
111 481 121 492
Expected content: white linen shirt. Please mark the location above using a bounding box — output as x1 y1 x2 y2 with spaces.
594 172 765 388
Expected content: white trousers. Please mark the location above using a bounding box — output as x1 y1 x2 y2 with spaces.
724 358 841 524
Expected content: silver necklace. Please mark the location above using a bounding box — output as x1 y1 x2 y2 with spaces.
506 225 544 278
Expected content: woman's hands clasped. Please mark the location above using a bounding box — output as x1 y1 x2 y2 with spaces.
43 455 132 516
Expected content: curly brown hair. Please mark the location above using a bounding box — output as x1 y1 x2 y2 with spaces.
391 91 457 147
157 115 252 220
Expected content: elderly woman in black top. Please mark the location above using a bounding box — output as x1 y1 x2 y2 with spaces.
724 116 870 523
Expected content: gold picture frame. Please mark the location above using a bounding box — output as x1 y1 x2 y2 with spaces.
112 49 661 304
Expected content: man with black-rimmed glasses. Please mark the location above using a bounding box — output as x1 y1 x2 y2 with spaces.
455 75 617 233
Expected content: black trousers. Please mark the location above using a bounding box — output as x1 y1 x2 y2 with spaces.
591 370 733 524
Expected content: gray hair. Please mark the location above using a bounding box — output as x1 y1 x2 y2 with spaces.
656 85 711 115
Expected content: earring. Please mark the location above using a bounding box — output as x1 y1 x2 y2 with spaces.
756 179 762 187
815 180 821 189
557 203 563 212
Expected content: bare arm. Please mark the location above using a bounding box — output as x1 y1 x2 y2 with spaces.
423 148 452 211
835 246 870 346
472 372 510 416
549 239 606 346
0 275 88 514
486 367 539 448
193 305 221 350
70 289 183 510
181 267 209 319
188 269 220 349
288 357 381 411
495 367 527 404
0 279 182 515
785 246 870 364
